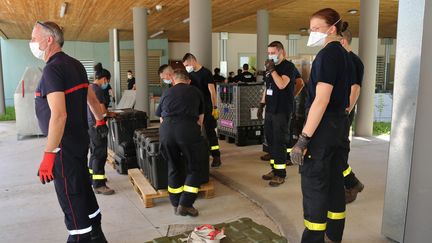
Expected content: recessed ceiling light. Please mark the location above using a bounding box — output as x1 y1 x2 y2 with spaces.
348 9 358 14
299 28 308 32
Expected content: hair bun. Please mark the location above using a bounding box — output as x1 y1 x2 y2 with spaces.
94 63 103 72
341 21 349 32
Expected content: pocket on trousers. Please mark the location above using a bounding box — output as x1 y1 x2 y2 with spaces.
299 148 326 177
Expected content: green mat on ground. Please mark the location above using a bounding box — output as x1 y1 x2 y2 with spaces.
147 217 287 243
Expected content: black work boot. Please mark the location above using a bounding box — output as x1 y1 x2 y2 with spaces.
260 153 271 161
262 171 274 180
211 157 222 167
90 224 108 243
177 205 199 217
269 176 285 187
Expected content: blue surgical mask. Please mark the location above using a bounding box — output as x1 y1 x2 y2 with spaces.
101 83 109 90
163 79 172 85
268 54 279 63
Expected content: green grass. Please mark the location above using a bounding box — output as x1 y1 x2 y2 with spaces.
0 107 16 121
373 122 391 135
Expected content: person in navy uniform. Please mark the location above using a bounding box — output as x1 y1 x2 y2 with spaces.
258 41 302 187
32 21 108 243
290 8 352 243
340 26 365 204
182 53 222 168
87 63 116 195
239 63 256 83
156 68 208 217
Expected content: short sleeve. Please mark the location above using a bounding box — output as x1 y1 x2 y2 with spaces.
41 65 65 95
315 51 339 86
206 70 215 85
355 57 364 86
293 66 301 79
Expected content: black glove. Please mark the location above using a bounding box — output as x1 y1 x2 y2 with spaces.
290 133 311 166
265 59 276 73
257 103 265 120
95 120 109 139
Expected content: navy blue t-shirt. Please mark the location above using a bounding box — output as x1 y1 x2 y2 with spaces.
35 52 89 140
156 83 204 120
306 42 351 113
87 83 106 126
349 51 364 87
265 59 301 114
189 67 214 113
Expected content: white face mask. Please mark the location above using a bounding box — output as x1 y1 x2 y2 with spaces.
163 79 172 84
307 18 342 47
29 42 46 60
185 66 194 73
268 54 279 63
127 74 132 79
307 32 328 47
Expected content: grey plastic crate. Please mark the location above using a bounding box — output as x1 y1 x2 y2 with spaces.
217 83 264 136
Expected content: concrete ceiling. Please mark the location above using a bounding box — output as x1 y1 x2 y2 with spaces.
0 0 398 42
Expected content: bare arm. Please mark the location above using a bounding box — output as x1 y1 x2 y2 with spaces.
87 87 104 120
208 83 217 107
347 84 361 113
261 88 266 104
45 92 67 152
270 71 290 90
294 78 305 97
302 82 333 137
198 114 204 127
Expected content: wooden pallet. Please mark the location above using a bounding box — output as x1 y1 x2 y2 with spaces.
128 168 215 208
106 149 116 170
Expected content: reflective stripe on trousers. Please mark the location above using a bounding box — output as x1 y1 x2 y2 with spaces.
210 145 220 151
327 211 346 220
168 186 184 194
68 226 92 235
304 219 326 231
92 174 106 180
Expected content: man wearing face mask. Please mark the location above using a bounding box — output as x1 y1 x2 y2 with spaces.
158 64 174 87
258 41 302 187
127 70 136 90
32 21 108 242
182 53 222 168
87 63 116 195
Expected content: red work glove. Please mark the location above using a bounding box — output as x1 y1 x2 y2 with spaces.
38 152 57 184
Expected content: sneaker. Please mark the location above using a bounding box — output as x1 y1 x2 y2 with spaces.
262 171 274 180
269 176 285 187
211 157 222 167
260 153 271 161
177 205 199 217
345 181 364 204
94 186 115 195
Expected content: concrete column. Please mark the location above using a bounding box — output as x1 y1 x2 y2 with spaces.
133 7 149 113
109 28 121 105
355 0 380 136
219 32 228 77
382 0 432 242
0 39 6 115
189 0 212 69
256 9 269 82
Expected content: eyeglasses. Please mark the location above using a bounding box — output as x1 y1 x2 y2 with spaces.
35 21 55 35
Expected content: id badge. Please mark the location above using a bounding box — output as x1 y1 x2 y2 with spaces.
266 89 273 96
